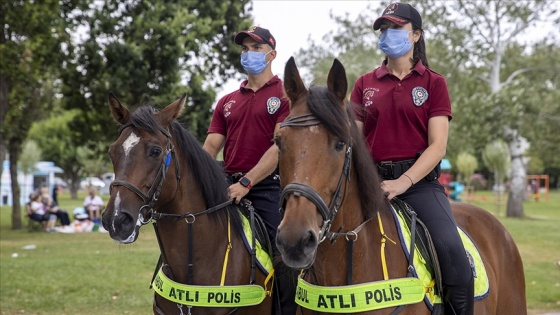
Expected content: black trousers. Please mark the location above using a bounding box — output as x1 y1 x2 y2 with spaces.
228 173 297 315
398 179 473 287
228 173 282 241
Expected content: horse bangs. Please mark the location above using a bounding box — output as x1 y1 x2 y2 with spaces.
307 86 350 141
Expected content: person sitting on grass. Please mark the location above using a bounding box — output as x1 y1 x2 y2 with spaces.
28 193 57 233
83 188 104 223
41 194 72 232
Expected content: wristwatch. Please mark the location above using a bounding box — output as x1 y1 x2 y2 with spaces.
239 177 252 190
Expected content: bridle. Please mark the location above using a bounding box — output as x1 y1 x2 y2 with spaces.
110 123 257 315
279 113 352 242
110 123 181 224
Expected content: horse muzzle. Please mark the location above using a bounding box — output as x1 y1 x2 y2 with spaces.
102 205 141 243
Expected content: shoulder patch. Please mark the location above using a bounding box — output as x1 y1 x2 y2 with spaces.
267 97 281 114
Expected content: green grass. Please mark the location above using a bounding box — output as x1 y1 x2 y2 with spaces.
464 190 560 313
1 190 559 314
1 192 160 314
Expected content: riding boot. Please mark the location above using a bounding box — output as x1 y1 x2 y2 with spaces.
444 277 474 315
274 265 298 315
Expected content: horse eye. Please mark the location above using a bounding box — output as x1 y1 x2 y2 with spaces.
150 147 162 157
335 140 345 151
274 136 281 150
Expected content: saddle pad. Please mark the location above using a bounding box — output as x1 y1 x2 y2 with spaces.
391 206 490 307
238 210 274 275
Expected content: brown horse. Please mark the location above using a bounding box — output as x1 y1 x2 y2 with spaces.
274 57 526 314
102 94 273 314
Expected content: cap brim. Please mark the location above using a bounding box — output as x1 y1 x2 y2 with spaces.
234 31 266 46
373 16 408 30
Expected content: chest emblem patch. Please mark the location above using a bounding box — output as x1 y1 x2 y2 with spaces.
267 97 281 114
412 87 429 106
223 100 235 118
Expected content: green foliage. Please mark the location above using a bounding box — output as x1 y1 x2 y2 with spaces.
1 0 89 229
0 0 87 147
482 139 511 185
455 152 478 185
19 141 42 175
528 155 545 175
60 0 254 163
28 109 88 196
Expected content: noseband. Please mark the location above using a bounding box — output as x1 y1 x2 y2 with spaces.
110 123 180 224
279 113 352 242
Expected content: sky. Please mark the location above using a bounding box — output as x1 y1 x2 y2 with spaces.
250 1 373 76
216 1 374 99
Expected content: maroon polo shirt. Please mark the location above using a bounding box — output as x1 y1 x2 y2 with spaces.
208 75 290 174
351 61 452 163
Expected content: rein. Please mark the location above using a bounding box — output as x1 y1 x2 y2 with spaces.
149 199 268 315
280 113 425 314
110 123 266 314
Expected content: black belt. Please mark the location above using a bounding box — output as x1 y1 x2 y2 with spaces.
376 159 441 182
376 159 415 180
227 172 279 184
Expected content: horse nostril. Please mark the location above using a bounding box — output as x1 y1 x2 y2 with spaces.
119 212 134 226
303 230 317 250
275 234 285 250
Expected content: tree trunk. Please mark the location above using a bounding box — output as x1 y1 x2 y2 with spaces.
9 144 23 229
69 172 81 199
0 72 9 163
506 135 528 217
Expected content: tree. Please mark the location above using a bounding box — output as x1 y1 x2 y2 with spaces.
420 0 559 217
21 0 254 204
455 152 478 187
0 0 88 229
482 139 512 215
60 0 254 168
28 109 89 198
19 140 42 201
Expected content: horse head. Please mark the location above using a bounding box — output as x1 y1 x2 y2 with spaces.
275 57 354 268
102 93 186 243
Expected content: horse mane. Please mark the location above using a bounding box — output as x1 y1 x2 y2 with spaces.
128 106 241 228
307 87 385 219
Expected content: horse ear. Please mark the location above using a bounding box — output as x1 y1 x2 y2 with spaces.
283 57 307 108
108 92 130 125
327 59 348 104
159 93 187 125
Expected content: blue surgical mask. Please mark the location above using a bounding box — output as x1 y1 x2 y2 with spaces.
241 51 271 75
378 29 413 59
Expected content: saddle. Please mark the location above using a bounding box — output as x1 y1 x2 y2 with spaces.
389 198 490 312
390 198 443 297
236 199 274 275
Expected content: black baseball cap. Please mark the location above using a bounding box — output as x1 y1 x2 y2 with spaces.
234 26 276 49
373 2 422 30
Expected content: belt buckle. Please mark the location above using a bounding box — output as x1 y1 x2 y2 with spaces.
230 172 245 180
379 161 394 178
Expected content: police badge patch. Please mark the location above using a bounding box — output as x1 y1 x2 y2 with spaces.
267 97 281 114
412 87 428 106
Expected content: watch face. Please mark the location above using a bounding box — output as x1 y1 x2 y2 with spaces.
240 177 251 187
